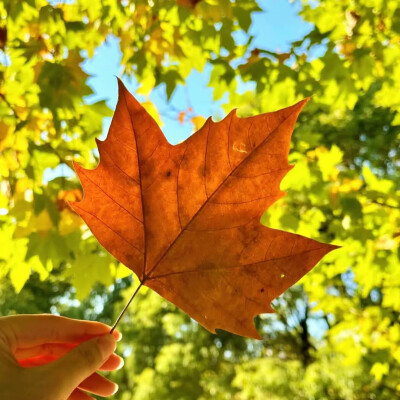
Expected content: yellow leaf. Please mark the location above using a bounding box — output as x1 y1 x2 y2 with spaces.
3 151 19 172
191 115 206 131
15 177 32 194
137 74 156 96
0 120 13 151
315 145 343 181
142 101 163 127
25 210 54 234
0 157 9 177
9 262 31 293
370 362 389 382
58 209 83 235
337 178 363 193
110 263 133 280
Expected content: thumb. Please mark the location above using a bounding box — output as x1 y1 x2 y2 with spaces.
46 334 116 395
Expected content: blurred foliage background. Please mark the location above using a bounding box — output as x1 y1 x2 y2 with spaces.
1 0 399 399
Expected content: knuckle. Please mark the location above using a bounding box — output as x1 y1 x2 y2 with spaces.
76 342 101 368
39 314 59 340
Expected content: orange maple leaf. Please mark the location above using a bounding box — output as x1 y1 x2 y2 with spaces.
70 79 337 339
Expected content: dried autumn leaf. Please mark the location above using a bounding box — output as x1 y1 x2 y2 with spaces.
70 79 337 339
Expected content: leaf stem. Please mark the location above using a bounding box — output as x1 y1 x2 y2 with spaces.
110 281 144 334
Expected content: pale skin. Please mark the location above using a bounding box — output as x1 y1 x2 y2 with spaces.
0 315 124 400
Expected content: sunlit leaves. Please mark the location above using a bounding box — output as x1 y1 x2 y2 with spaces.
0 0 399 396
65 253 113 300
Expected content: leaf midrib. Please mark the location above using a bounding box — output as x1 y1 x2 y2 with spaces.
142 105 302 282
122 88 148 280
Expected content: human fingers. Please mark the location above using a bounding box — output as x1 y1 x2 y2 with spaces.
100 352 124 371
18 353 123 370
15 342 75 360
41 334 117 397
78 372 118 397
15 342 123 370
68 388 95 400
0 315 121 350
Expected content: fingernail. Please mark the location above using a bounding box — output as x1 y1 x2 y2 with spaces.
113 330 122 342
96 334 117 359
112 384 119 395
117 356 125 370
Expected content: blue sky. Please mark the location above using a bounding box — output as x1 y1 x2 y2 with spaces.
46 1 313 181
81 0 312 144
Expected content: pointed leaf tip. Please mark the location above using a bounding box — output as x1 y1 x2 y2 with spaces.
70 82 336 339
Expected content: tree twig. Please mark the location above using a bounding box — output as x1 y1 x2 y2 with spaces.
0 93 22 121
370 200 399 210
